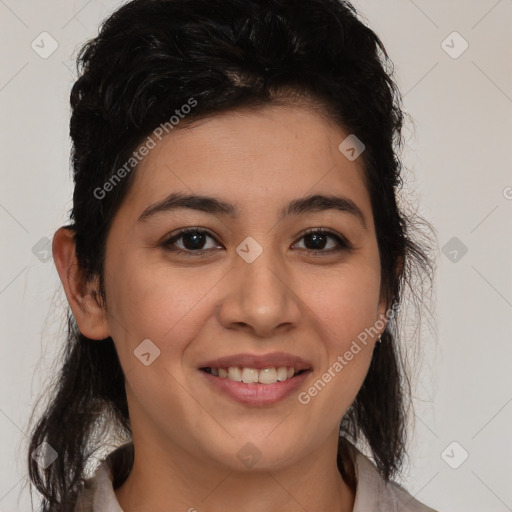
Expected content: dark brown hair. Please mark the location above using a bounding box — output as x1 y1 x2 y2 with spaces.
27 0 434 509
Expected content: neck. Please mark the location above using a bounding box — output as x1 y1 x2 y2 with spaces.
114 431 355 512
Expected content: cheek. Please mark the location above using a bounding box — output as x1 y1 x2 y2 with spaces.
305 261 382 343
298 262 381 407
104 257 225 364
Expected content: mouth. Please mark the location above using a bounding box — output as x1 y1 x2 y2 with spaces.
198 352 313 406
200 366 308 384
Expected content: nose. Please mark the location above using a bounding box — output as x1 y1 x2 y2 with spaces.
217 246 303 338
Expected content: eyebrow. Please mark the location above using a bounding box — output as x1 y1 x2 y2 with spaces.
137 192 366 228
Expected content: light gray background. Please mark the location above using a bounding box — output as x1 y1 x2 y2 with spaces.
1 1 511 511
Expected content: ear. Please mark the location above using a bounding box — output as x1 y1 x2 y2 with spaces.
377 254 404 334
377 288 389 336
52 227 110 340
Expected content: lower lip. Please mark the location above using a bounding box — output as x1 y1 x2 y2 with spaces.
200 370 311 406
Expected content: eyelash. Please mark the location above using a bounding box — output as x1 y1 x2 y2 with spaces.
161 227 352 257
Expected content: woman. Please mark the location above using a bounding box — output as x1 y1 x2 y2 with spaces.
28 0 437 510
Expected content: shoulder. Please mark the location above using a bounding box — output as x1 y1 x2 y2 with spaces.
347 443 439 512
73 454 125 512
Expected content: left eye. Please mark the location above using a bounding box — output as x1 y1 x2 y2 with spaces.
292 229 350 252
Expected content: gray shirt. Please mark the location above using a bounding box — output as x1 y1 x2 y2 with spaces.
73 444 438 511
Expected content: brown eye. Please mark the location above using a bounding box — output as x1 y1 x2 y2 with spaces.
162 228 222 255
178 231 208 250
293 229 351 253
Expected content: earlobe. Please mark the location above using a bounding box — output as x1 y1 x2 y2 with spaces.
52 227 110 340
376 289 391 339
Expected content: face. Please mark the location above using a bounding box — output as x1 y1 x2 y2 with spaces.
100 105 387 471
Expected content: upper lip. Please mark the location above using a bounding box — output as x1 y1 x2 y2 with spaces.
199 352 312 371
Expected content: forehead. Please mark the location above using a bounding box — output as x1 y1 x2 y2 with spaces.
116 105 372 223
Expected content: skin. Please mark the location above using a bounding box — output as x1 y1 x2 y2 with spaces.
53 105 389 512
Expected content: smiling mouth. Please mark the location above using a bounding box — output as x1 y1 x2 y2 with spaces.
200 366 308 385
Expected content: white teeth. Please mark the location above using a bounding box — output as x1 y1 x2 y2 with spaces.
259 368 277 384
228 367 242 381
210 366 300 384
277 367 288 381
241 368 259 383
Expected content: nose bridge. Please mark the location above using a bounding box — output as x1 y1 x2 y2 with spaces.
241 248 283 307
218 238 302 336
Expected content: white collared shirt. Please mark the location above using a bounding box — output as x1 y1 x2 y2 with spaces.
73 444 438 512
